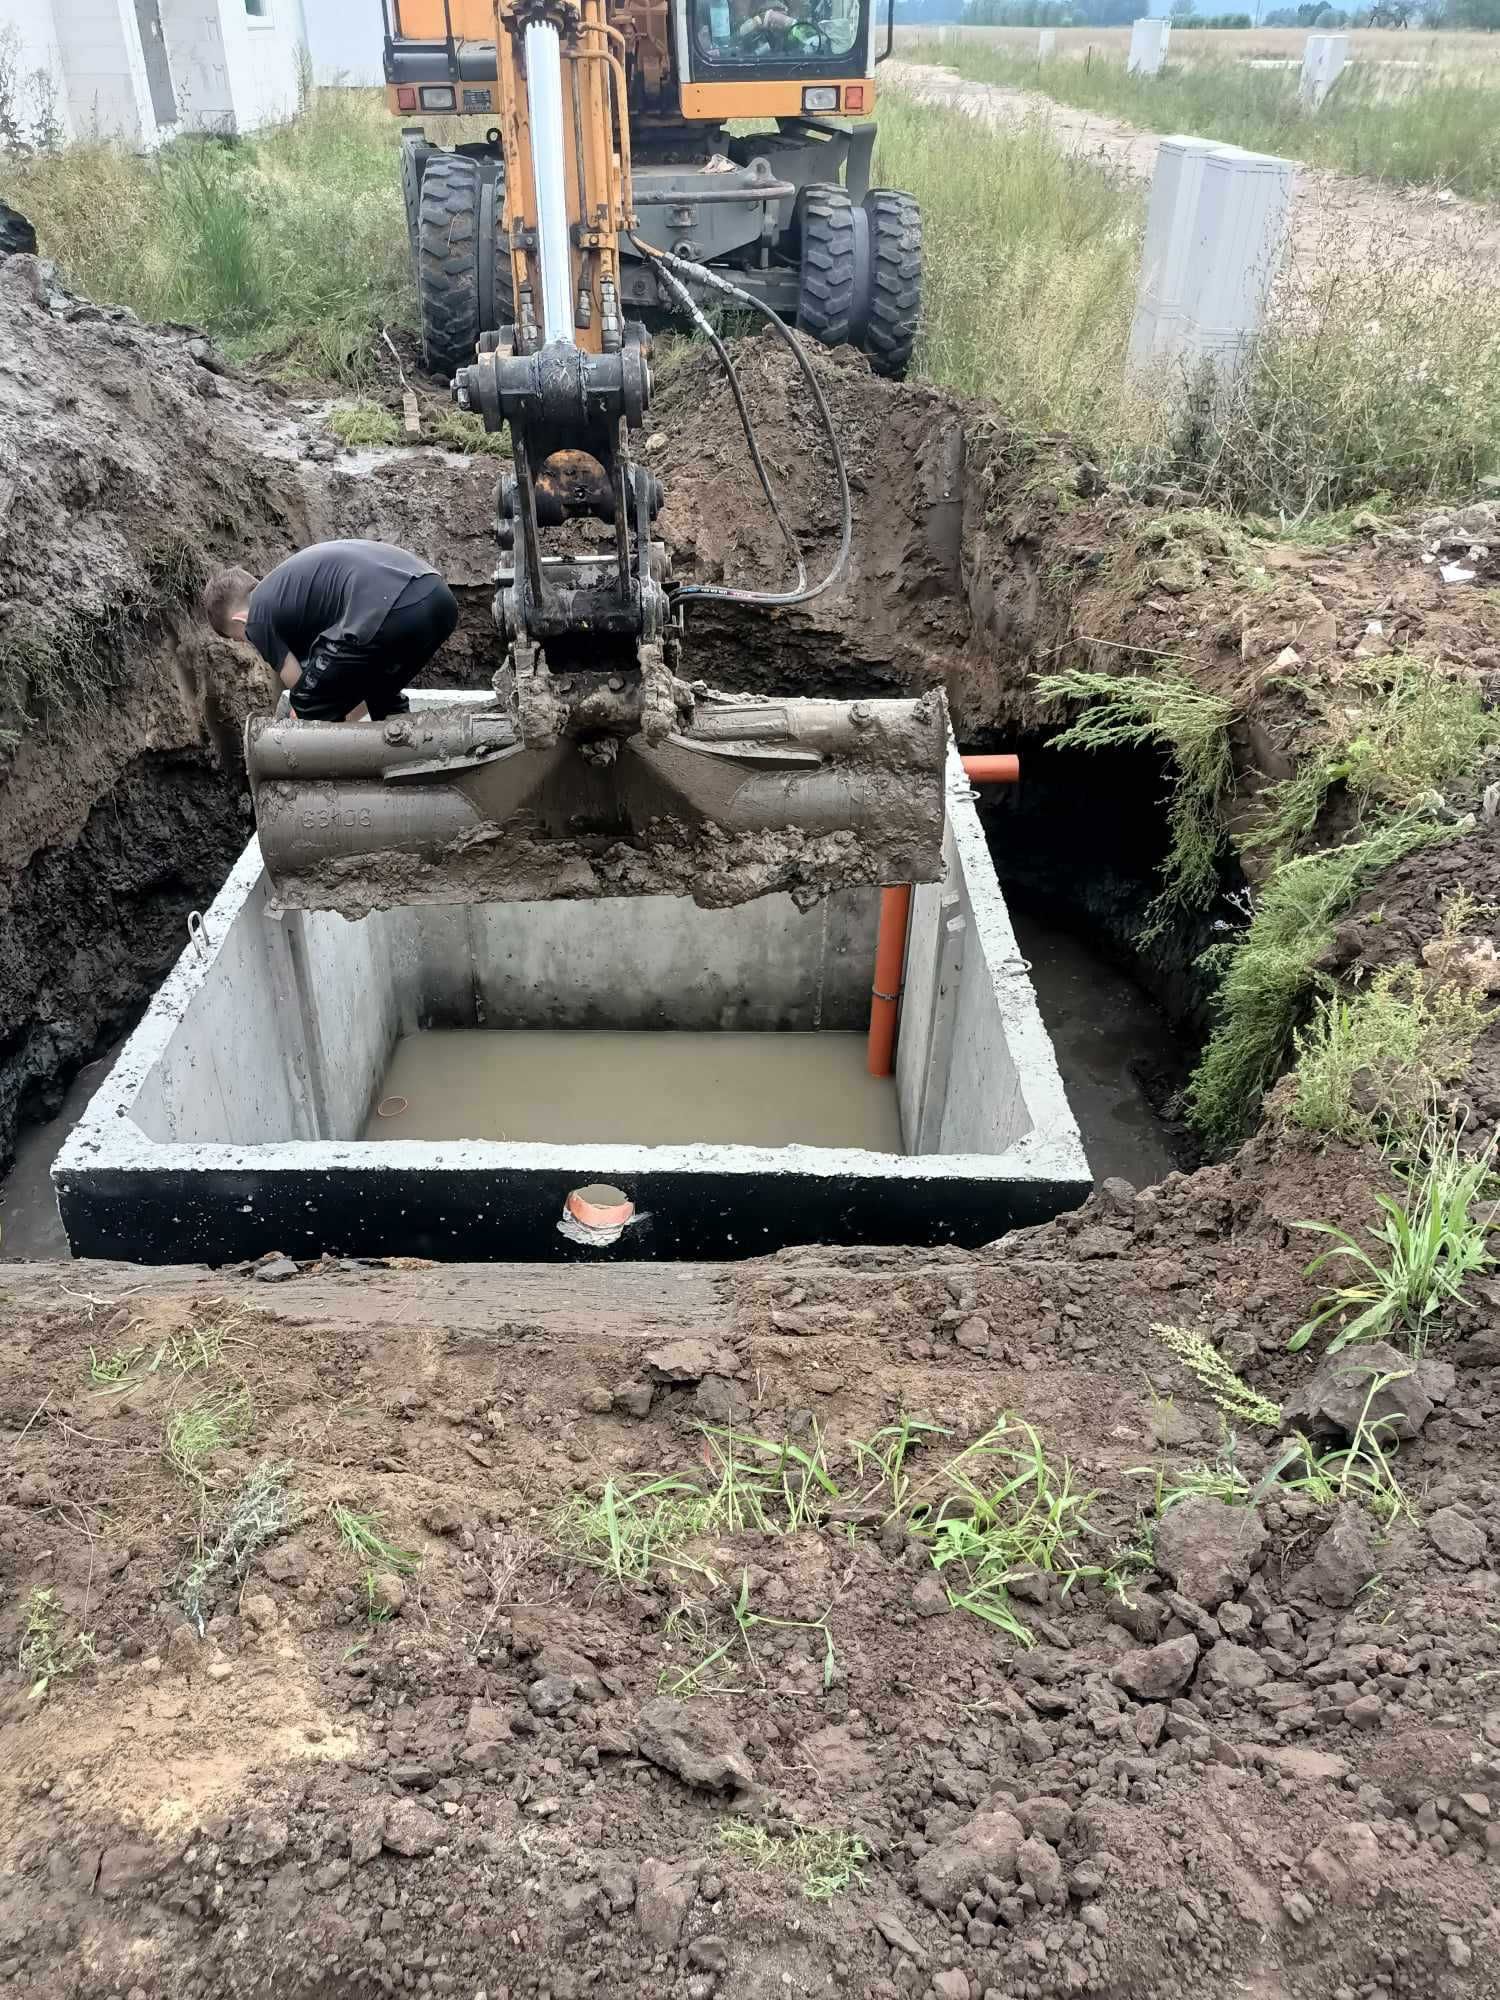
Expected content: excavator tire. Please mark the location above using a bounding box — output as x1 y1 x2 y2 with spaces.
399 133 430 282
861 188 922 380
795 183 856 349
418 152 484 380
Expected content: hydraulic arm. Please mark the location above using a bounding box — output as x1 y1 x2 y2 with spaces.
246 0 947 913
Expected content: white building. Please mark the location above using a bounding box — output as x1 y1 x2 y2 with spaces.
301 0 385 87
0 0 311 150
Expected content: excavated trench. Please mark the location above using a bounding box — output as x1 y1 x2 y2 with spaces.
0 312 1218 1259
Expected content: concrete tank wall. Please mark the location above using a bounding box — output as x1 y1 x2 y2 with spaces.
55 740 1092 1263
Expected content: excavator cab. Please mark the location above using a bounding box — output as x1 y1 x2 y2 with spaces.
379 0 921 382
244 0 944 918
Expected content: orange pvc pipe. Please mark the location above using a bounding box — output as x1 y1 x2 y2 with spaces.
867 884 912 1078
962 754 1020 784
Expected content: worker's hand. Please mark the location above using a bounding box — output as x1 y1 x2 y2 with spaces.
279 654 302 689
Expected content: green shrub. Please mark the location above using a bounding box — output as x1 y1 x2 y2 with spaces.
1187 815 1455 1143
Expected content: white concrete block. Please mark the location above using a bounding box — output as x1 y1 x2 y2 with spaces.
1127 17 1170 77
1127 134 1294 382
1299 33 1348 112
1037 27 1056 59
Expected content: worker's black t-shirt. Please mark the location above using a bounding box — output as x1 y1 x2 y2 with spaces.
245 540 436 673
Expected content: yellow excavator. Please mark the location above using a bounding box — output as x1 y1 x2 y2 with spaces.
244 0 944 913
383 0 922 381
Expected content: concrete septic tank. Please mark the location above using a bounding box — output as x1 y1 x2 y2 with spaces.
55 744 1091 1263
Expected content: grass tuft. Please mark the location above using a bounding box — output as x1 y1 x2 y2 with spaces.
1290 1121 1496 1356
1288 967 1493 1144
329 1502 421 1574
1035 665 1235 929
718 1821 869 1901
165 1386 253 1483
432 407 511 455
1151 1323 1282 1428
920 1415 1105 1645
1248 658 1496 861
18 1587 95 1699
180 1460 299 1625
1187 813 1456 1143
327 400 400 447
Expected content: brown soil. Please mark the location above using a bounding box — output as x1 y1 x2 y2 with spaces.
4 1149 1500 2000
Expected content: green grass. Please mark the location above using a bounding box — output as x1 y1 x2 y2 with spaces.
1035 664 1235 930
718 1822 869 1901
164 1386 253 1482
1288 967 1493 1144
1259 1387 1410 1523
18 1587 95 1700
329 1502 422 1574
0 87 412 382
1248 657 1498 860
881 77 1500 512
907 41 1500 199
180 1460 298 1625
327 400 401 447
1187 813 1456 1144
1151 1323 1282 1428
1290 1120 1496 1356
432 407 512 455
872 91 1144 439
554 1425 840 1591
919 1416 1107 1644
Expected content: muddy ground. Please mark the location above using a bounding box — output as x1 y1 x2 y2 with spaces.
5 249 1500 1997
4 1151 1500 2000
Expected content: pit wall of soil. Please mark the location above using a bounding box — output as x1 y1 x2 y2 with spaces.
0 259 498 1173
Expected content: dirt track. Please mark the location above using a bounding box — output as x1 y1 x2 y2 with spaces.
885 61 1500 282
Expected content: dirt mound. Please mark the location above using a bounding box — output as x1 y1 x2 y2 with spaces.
3 1150 1499 1997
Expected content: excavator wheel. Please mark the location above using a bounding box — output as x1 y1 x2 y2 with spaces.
861 188 922 380
416 152 514 381
795 183 856 349
399 132 430 282
795 183 923 380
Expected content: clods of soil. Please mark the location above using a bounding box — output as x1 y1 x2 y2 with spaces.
3 1140 1500 1998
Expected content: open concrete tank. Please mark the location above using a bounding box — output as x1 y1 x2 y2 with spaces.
55 741 1090 1263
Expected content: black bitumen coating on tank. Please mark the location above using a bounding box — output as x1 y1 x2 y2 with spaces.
57 1161 1092 1266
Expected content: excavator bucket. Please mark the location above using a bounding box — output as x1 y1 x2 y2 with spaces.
246 691 949 918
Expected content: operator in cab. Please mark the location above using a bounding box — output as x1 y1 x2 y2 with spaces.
201 539 459 722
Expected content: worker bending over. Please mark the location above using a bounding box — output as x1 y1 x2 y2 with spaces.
202 539 459 721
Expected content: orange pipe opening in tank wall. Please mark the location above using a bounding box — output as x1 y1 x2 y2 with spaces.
865 754 1020 1078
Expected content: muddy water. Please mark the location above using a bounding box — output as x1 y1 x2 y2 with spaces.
364 1029 904 1153
1009 908 1183 1187
0 1050 118 1260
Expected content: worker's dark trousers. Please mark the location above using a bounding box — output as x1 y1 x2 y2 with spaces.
290 574 460 722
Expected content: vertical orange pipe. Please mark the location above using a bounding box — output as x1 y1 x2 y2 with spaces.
867 885 912 1078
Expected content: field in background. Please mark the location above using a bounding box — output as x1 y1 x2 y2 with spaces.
893 22 1500 67
900 33 1500 196
2 81 1498 516
0 88 413 382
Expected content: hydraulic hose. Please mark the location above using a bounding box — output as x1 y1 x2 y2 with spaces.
629 235 854 612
